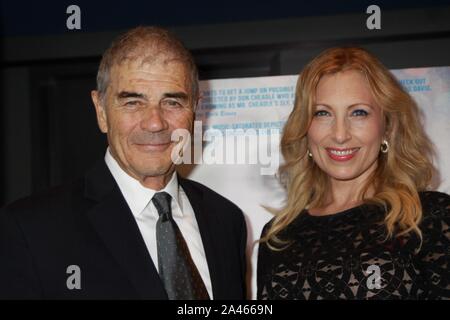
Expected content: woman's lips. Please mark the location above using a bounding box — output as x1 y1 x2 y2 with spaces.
326 147 360 161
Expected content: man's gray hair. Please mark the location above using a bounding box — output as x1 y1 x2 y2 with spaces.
96 26 199 104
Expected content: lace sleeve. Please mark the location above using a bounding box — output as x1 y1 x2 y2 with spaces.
257 221 272 300
417 191 450 299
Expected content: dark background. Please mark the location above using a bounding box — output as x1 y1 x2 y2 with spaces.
2 0 450 206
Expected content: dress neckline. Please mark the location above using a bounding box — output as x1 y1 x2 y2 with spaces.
304 203 366 219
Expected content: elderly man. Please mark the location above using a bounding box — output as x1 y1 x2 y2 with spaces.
0 26 247 299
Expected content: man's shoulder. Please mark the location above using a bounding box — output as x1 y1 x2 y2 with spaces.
1 179 86 219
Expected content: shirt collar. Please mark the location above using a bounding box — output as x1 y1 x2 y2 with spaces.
104 148 182 217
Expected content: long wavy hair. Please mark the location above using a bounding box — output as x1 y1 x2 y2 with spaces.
262 47 436 250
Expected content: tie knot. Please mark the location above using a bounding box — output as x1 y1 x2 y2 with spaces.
152 192 172 220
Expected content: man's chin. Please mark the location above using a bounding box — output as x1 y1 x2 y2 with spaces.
134 163 175 179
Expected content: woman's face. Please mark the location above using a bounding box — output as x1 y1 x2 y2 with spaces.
307 70 385 183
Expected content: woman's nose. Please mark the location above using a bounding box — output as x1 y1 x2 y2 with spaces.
332 118 351 144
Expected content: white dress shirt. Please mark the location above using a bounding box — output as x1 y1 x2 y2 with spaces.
104 148 213 298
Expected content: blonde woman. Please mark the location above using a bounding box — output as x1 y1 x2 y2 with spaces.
257 47 450 300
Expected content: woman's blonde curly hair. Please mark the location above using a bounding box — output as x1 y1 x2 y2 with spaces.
261 47 436 251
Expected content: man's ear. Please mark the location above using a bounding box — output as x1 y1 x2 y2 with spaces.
91 90 108 133
193 94 202 112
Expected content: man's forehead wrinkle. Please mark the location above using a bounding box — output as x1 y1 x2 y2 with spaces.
112 52 185 72
112 38 179 65
106 44 191 98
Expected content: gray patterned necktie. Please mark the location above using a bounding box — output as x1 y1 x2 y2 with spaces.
152 192 210 300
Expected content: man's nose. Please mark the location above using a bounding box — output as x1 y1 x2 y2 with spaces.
140 106 167 132
332 117 351 144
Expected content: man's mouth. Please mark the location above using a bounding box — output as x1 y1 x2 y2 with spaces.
135 142 172 151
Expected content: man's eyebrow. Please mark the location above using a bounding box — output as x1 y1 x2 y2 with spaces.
163 92 189 101
117 91 148 100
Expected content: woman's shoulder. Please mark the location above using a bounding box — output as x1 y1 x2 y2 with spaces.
260 217 275 238
418 190 450 237
419 190 450 216
260 210 307 239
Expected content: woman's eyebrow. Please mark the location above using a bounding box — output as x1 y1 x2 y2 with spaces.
313 103 374 109
347 103 374 110
312 103 332 109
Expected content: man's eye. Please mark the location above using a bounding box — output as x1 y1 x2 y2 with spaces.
314 110 330 117
352 109 369 116
162 99 182 108
125 100 140 107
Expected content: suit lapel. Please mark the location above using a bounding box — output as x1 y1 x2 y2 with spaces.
83 161 167 299
178 177 225 299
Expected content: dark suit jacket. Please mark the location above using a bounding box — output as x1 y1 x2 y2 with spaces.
0 161 247 299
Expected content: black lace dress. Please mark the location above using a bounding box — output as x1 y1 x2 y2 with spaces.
257 191 450 299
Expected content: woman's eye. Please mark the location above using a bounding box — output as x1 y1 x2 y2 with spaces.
314 110 330 117
352 109 369 116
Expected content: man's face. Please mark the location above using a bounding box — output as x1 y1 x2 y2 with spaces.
92 57 194 185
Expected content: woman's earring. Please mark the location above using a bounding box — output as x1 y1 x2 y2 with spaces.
380 139 389 153
307 150 313 158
